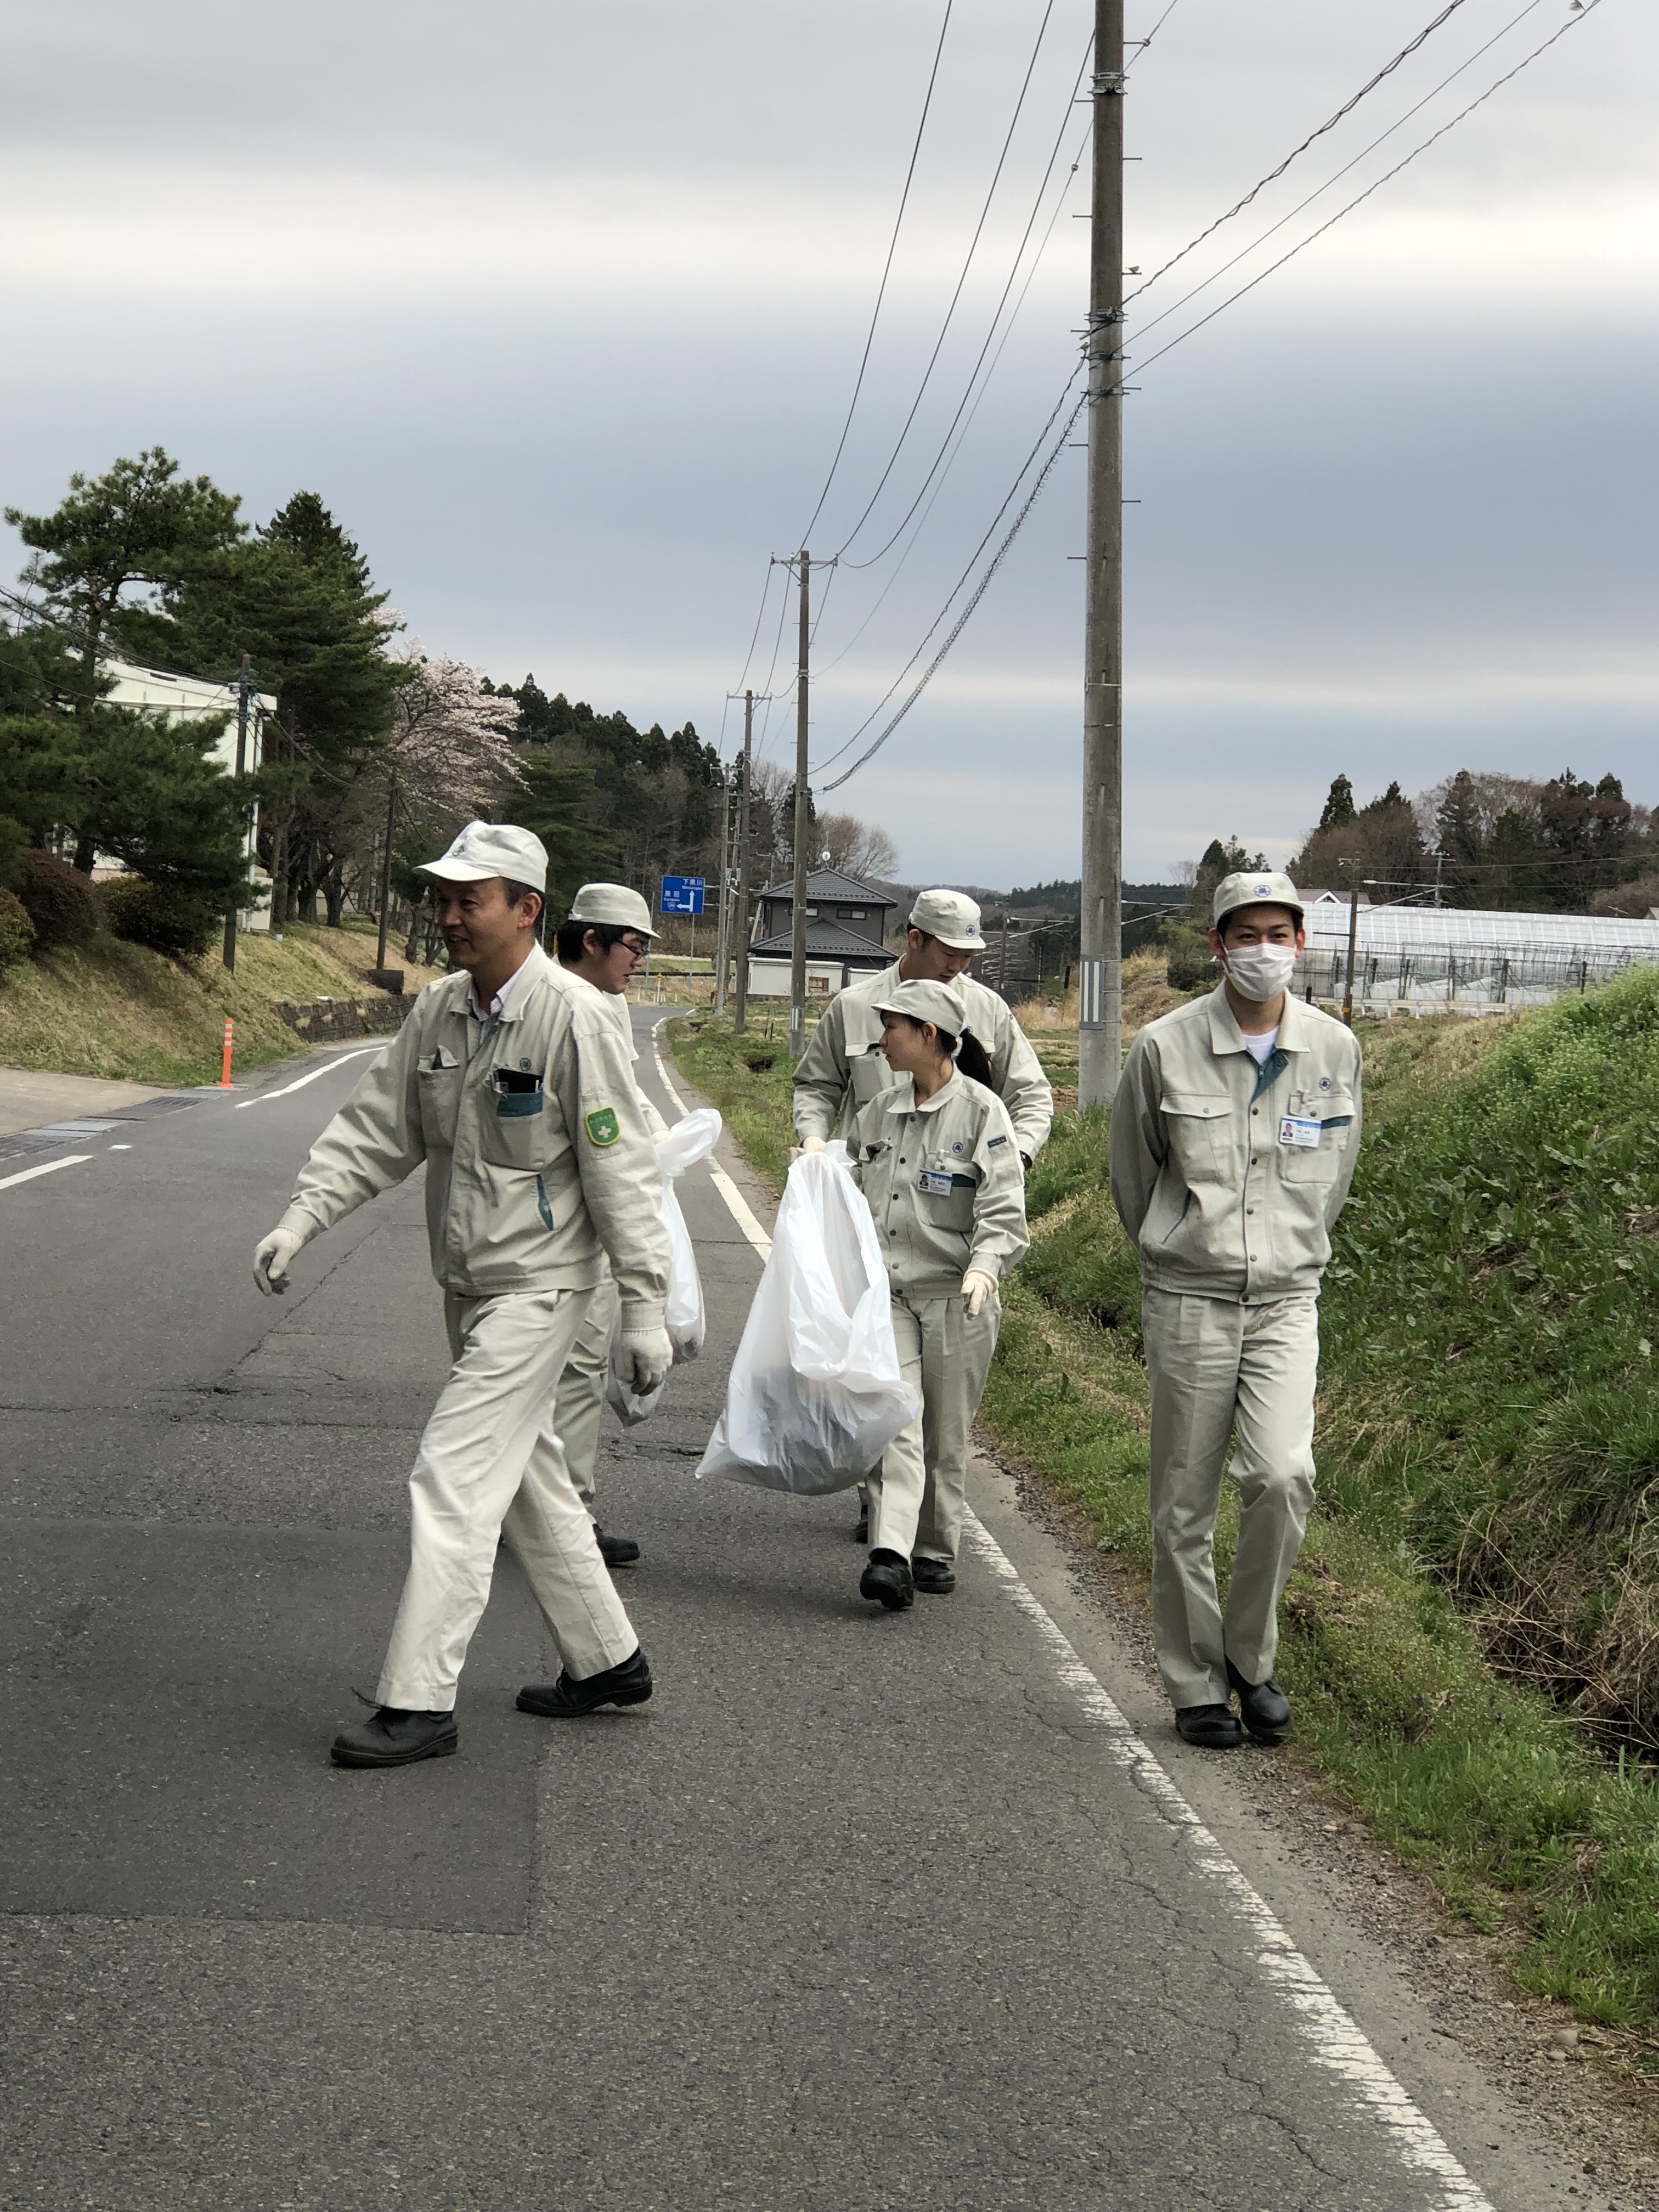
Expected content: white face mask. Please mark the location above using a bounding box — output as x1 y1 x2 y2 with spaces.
1223 941 1297 1003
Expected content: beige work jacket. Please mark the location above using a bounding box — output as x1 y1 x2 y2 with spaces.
847 1070 1030 1300
1108 986 1362 1304
792 962 1053 1160
278 946 670 1319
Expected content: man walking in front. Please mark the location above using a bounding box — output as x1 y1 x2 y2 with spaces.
1108 872 1362 1750
252 823 673 1769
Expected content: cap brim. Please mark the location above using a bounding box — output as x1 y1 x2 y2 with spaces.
1216 898 1304 925
414 857 498 882
932 932 983 950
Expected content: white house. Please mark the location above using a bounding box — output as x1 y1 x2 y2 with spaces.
99 658 277 929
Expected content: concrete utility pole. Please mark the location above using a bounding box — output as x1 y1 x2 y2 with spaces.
374 773 398 977
1341 863 1362 1026
221 653 254 972
713 764 732 1015
1077 0 1126 1110
733 688 755 1034
789 551 811 1058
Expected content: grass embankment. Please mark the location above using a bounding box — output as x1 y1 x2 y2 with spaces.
0 921 445 1088
672 980 1659 2036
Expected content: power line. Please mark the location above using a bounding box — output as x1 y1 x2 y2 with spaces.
1132 0 1606 377
829 0 1062 563
1131 0 1550 348
813 106 1093 678
1125 0 1476 307
1128 0 1182 64
837 29 1094 573
814 366 1086 786
797 0 956 546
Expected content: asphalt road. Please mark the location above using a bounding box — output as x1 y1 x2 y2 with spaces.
0 1013 1605 2211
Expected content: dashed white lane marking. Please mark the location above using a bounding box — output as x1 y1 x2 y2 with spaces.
959 1510 1496 2212
650 1016 775 1259
0 1154 93 1193
233 1045 380 1108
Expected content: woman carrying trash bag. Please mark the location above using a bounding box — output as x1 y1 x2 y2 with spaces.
846 978 1030 1611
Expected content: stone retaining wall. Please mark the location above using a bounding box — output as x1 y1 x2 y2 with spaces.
272 995 411 1042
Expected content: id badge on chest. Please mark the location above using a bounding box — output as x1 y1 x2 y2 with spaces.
1278 1114 1321 1149
919 1167 955 1195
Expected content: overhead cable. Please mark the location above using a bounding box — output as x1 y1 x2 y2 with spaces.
1131 0 1550 347
838 28 1093 572
814 366 1085 784
797 0 956 546
830 0 1060 562
1133 0 1605 376
1125 0 1475 305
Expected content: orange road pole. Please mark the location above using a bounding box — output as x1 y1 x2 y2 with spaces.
217 1017 234 1088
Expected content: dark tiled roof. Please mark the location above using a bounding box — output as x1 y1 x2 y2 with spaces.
755 868 898 906
749 927 894 962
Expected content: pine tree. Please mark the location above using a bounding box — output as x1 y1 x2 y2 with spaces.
1318 774 1356 830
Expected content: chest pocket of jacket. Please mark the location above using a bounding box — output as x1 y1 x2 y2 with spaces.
1277 1088 1355 1183
417 1047 463 1148
476 1072 549 1172
916 1150 977 1235
1160 1091 1230 1182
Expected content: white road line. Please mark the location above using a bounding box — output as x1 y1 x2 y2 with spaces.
650 1016 774 1259
0 1154 93 1193
234 1045 380 1108
958 1511 1496 2212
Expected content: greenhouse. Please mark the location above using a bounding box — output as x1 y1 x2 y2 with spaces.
1295 901 1659 1012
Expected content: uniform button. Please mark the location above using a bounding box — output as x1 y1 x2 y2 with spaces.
1246 1207 1255 1215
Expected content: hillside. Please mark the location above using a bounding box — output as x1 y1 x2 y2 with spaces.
0 922 447 1088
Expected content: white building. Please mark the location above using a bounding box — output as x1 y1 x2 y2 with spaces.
99 658 277 929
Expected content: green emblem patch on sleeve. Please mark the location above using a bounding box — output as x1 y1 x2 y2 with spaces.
584 1106 620 1147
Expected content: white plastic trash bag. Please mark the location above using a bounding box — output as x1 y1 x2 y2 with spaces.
607 1107 723 1426
697 1144 918 1494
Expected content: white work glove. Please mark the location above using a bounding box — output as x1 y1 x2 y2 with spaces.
962 1269 998 1319
253 1226 307 1296
616 1314 674 1398
788 1135 827 1165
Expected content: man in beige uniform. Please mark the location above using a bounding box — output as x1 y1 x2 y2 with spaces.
252 823 673 1769
551 882 667 1569
792 888 1053 1542
1109 871 1361 1751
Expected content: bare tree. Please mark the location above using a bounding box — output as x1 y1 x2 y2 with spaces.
817 810 898 883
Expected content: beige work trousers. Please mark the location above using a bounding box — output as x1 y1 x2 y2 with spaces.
376 1286 639 1712
1142 1285 1318 1712
552 1274 619 1513
867 1291 1000 1565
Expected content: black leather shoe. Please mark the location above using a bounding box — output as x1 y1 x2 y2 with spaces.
330 1706 458 1768
911 1555 956 1596
517 1646 652 1717
1227 1660 1292 1743
859 1549 913 1611
1175 1702 1244 1750
595 1527 641 1568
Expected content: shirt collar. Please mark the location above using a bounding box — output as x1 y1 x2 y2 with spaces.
466 943 550 1024
1205 980 1309 1058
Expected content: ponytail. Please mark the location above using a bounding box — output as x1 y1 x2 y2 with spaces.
936 1024 995 1089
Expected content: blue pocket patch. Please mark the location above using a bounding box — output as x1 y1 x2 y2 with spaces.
497 1092 544 1119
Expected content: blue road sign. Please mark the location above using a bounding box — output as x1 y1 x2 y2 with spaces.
659 875 705 916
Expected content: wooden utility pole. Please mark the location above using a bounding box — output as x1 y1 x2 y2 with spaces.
734 688 755 1034
1077 0 1126 1110
221 653 253 972
789 552 811 1058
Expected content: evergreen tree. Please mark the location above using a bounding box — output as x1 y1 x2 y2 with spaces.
1318 774 1356 830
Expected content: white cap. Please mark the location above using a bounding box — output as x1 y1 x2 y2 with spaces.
416 821 549 894
875 977 969 1036
907 888 984 951
1212 870 1305 929
567 882 658 940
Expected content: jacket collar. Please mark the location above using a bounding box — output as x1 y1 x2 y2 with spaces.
464 941 554 1024
883 1068 958 1116
1204 980 1313 1058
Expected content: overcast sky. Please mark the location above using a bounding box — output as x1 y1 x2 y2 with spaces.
2 1 1651 887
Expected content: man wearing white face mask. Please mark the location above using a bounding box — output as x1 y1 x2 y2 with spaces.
1109 872 1362 1751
